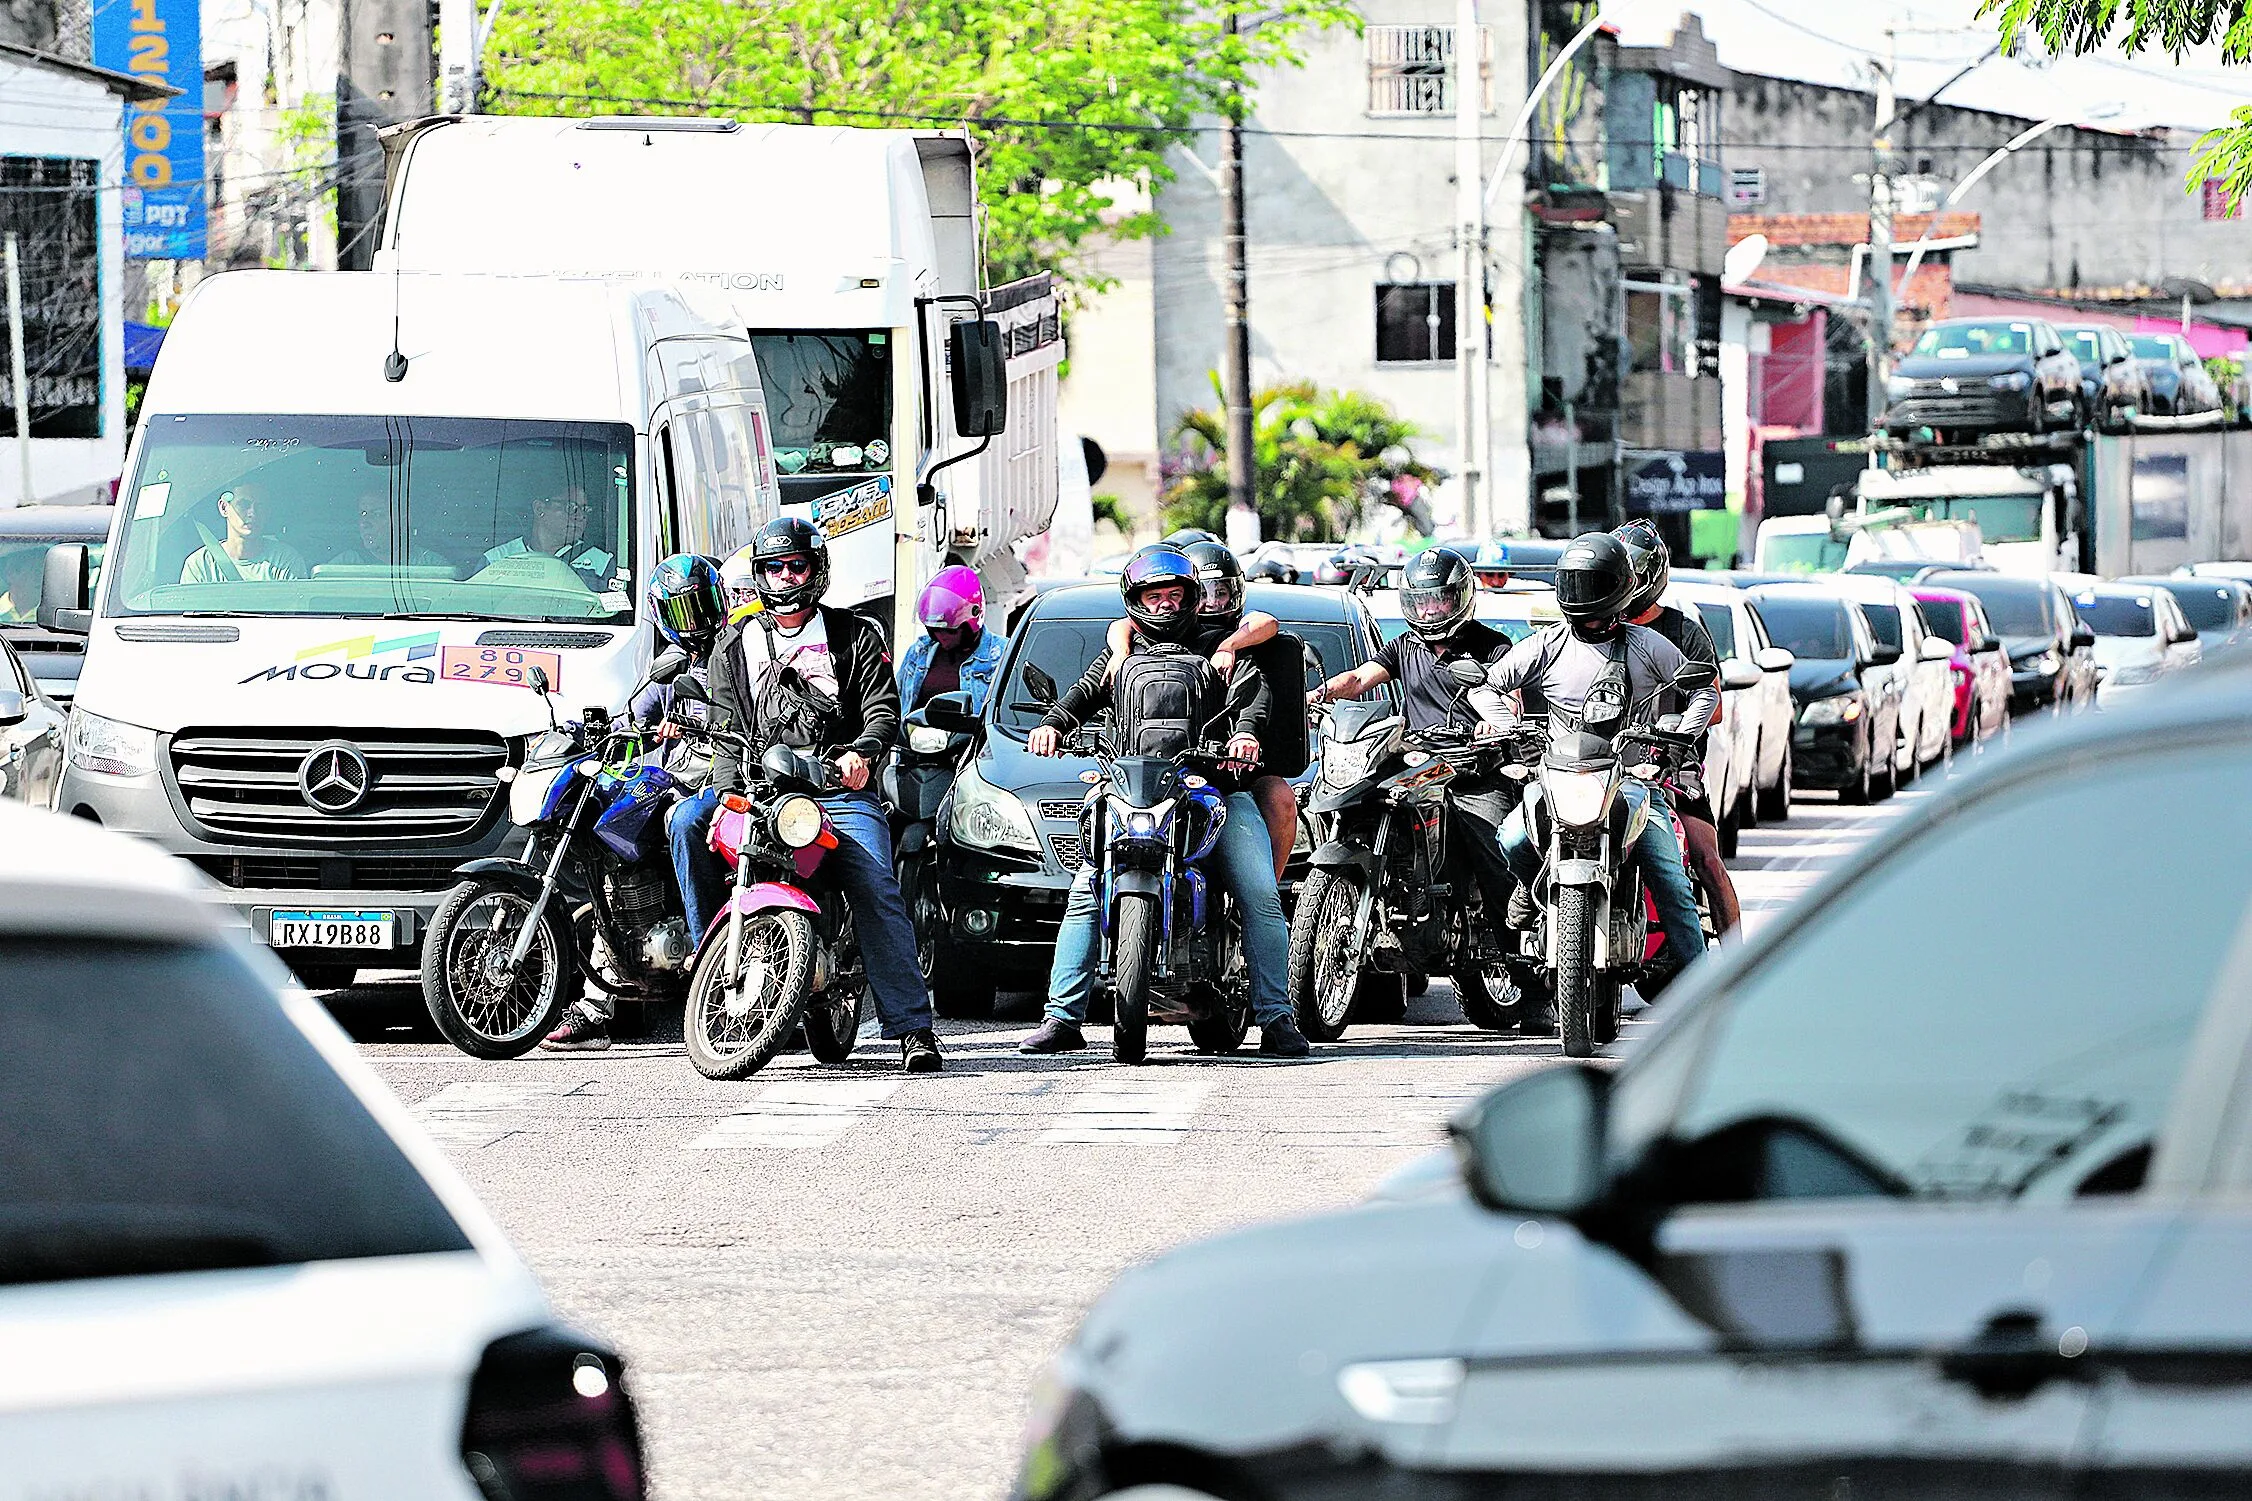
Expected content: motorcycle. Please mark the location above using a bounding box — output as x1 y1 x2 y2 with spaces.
887 690 978 1017
420 651 695 1059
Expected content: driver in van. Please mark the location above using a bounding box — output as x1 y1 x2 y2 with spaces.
483 483 615 588
325 483 451 571
180 480 311 583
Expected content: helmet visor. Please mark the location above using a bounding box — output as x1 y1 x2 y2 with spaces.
1555 566 1620 611
1403 588 1464 625
653 586 715 640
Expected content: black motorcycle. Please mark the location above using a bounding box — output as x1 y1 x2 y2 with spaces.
889 690 979 1016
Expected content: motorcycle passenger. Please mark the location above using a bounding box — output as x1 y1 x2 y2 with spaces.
669 517 944 1073
719 544 762 620
1614 519 1741 938
897 564 1008 715
543 553 727 1053
1311 546 1519 923
1017 545 1310 1059
1475 533 1718 992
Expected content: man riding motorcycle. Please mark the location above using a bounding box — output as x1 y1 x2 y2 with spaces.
898 564 1008 715
1614 519 1741 938
1474 532 1717 994
1017 545 1310 1059
669 516 943 1073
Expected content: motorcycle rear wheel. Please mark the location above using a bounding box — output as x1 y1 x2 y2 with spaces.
1556 885 1600 1059
1452 964 1522 1032
1187 916 1251 1055
1287 868 1363 1043
684 909 817 1080
421 879 579 1060
1112 892 1157 1064
803 912 865 1063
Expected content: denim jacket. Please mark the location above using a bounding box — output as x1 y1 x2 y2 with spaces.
896 627 1007 718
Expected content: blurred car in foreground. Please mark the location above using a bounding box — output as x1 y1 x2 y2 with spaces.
2071 582 2201 706
2124 573 2252 652
1747 584 1901 803
0 504 109 707
1014 682 2252 1500
0 804 644 1498
1912 584 2011 746
1925 570 2097 715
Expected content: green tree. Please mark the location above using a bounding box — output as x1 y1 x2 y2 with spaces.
481 0 1355 294
1981 0 2252 208
1161 380 1441 541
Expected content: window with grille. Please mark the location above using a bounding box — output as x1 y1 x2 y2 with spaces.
1375 283 1456 364
1366 25 1491 116
0 156 101 439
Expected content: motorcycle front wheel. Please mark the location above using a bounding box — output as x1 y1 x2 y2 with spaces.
684 909 817 1080
1111 891 1158 1065
1556 885 1601 1058
421 880 579 1059
803 911 866 1063
1287 868 1364 1042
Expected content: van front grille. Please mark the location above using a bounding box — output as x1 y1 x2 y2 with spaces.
168 727 510 847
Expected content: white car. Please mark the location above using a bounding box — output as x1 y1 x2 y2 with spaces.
1826 571 1956 780
2072 582 2202 707
0 805 645 1499
1666 577 1796 850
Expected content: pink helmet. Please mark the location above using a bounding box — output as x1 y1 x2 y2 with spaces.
917 565 985 631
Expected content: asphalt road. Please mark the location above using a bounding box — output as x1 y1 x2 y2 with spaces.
341 784 1933 1500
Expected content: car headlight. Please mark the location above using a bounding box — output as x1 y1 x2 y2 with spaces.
906 724 951 755
1546 768 1612 827
1886 376 1916 400
772 794 825 848
1989 371 2033 392
1801 694 1864 726
2021 649 2062 675
950 763 1039 853
66 709 159 778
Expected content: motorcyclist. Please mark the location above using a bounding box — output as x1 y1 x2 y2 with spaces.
897 564 1008 715
719 545 762 619
668 516 943 1073
1473 532 1717 994
1614 519 1742 939
1016 545 1310 1059
542 553 727 1053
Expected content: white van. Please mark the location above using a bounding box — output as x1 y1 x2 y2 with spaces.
46 269 777 980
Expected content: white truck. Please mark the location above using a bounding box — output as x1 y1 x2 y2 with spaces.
43 270 777 981
1857 463 2075 577
374 115 1063 640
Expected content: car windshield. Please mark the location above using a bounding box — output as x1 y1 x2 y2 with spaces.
994 611 1362 735
1 937 471 1286
2154 582 2238 633
1761 532 1847 573
2063 329 2104 364
1918 596 1966 644
1844 560 1925 580
2130 335 2176 360
1907 494 2042 544
2074 592 2156 637
748 331 893 493
106 414 636 623
1857 601 1902 650
1751 595 1852 659
0 538 105 625
1911 322 2033 359
1954 580 2050 635
1693 602 1736 658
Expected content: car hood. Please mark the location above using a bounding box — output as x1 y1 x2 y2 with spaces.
1786 659 1858 699
2139 360 2183 386
1893 353 2032 381
2091 634 2161 669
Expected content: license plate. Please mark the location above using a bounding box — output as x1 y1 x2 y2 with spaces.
272 909 397 949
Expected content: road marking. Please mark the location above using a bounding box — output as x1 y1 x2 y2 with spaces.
687 1079 903 1149
413 1078 590 1148
1256 1081 1487 1148
1038 1079 1212 1145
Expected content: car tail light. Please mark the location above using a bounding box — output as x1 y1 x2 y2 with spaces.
461 1325 646 1501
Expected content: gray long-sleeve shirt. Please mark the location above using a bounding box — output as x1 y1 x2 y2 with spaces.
1471 622 1719 733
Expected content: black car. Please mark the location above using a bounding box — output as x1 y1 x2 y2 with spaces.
2057 322 2151 432
1882 317 2085 437
2131 332 2223 418
925 581 1385 1017
0 504 110 706
2123 573 2252 651
1924 570 2097 714
1746 584 1901 804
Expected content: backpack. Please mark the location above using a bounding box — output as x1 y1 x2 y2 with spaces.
1111 646 1218 758
1249 632 1310 778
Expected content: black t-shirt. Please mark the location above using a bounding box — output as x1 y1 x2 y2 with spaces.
1640 604 1718 753
1374 620 1516 733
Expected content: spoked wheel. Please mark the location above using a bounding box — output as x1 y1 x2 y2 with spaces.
1186 915 1251 1056
1452 962 1523 1032
421 880 579 1060
802 910 865 1064
684 909 818 1080
1286 868 1365 1043
1111 892 1157 1065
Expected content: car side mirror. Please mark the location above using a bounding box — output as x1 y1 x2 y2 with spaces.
1446 657 1489 689
1449 1064 1609 1217
948 318 1009 438
2071 624 2096 650
0 690 24 728
1720 657 1763 691
1754 645 1794 672
1869 643 1902 667
923 689 980 734
1920 635 1956 663
1974 633 2002 654
38 542 91 634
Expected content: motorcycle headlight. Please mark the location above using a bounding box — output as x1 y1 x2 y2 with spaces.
1801 694 1864 725
1546 768 1612 827
524 727 578 767
1989 371 2033 392
906 724 951 755
66 709 159 778
950 763 1040 853
1320 724 1401 789
773 794 825 848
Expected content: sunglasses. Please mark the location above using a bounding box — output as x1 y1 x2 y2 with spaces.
759 557 814 578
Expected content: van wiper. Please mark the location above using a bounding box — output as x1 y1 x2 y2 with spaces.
379 611 489 621
172 609 255 618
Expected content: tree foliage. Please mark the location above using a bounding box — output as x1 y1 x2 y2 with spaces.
1161 380 1441 542
1981 0 2252 210
481 0 1355 294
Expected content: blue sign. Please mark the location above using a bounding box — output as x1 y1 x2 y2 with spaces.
92 0 206 259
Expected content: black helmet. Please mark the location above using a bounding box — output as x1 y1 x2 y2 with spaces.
1553 532 1634 639
649 553 727 653
1179 539 1247 632
1614 518 1670 619
1399 547 1476 642
1164 527 1222 549
1120 544 1199 642
748 515 830 613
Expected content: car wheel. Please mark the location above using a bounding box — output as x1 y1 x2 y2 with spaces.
1759 745 1791 822
1840 750 1870 805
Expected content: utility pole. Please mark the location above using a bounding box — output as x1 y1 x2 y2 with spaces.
1218 8 1256 521
337 0 436 270
1865 28 1897 431
5 234 29 507
1454 0 1485 541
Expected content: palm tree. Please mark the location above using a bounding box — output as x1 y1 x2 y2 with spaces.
1160 380 1440 541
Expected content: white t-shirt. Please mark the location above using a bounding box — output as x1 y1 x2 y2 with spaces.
739 613 838 707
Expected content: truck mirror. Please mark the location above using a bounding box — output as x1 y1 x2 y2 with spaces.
38 542 91 635
948 318 1009 438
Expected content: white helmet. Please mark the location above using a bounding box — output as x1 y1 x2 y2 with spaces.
720 543 760 608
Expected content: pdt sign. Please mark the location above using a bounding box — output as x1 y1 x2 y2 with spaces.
94 0 206 260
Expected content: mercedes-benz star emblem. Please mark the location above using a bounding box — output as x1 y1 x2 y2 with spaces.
299 741 372 814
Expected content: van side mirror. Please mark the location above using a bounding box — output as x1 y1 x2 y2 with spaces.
948 318 1009 438
1449 1065 1608 1216
38 542 91 634
923 689 980 734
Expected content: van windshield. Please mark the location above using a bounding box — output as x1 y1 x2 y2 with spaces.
1761 531 1847 573
107 415 635 623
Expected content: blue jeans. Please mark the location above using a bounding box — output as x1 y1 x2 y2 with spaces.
670 786 934 1038
1046 790 1292 1028
1498 780 1704 968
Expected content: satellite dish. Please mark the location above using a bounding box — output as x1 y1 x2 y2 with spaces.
1723 233 1769 285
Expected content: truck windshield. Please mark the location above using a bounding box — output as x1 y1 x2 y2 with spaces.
106 415 635 623
1761 532 1846 573
750 332 893 487
1911 495 2041 544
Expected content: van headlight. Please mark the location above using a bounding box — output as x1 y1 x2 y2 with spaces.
950 763 1039 853
773 795 825 848
1546 769 1611 827
67 710 159 778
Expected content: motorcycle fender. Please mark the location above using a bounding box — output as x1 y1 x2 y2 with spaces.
1310 840 1379 875
1308 782 1374 817
452 858 546 898
1552 858 1604 886
701 882 824 946
896 822 932 859
1110 869 1164 899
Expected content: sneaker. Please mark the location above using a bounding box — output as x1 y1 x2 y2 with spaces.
1259 1015 1312 1058
1507 884 1538 930
901 1028 944 1073
1017 1018 1085 1054
540 1003 612 1052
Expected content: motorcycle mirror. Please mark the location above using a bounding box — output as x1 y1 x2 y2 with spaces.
1672 661 1717 692
526 665 551 695
671 676 711 705
1446 657 1489 689
647 647 690 686
1024 664 1061 706
922 690 980 734
761 741 827 791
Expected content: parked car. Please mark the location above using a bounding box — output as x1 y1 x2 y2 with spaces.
0 636 65 807
1012 681 2252 1501
927 580 1385 1017
2072 582 2202 706
2057 322 2151 432
1882 317 2085 437
1667 577 1796 844
1842 558 1977 583
1911 584 2012 746
0 803 646 1496
2131 332 2223 418
1745 584 1902 803
2127 572 2252 651
1924 569 2097 715
1827 572 1955 780
0 503 109 706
